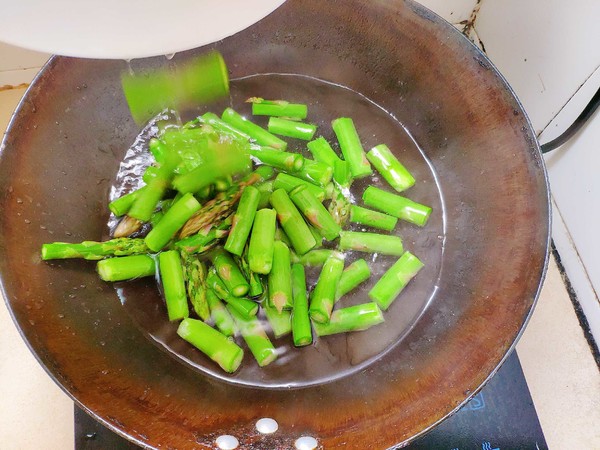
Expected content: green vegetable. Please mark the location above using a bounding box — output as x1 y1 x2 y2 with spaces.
269 188 317 256
206 289 237 337
249 98 308 119
268 117 316 140
158 250 189 321
41 238 148 261
349 205 398 231
313 303 384 336
335 258 371 300
213 250 250 297
338 231 404 256
177 318 243 373
145 192 202 252
331 117 372 178
291 263 312 347
221 107 287 150
293 159 333 187
366 144 415 192
227 305 277 367
290 249 334 267
307 137 342 167
273 172 326 201
122 50 229 124
362 186 432 227
250 147 304 172
182 254 210 321
109 188 144 217
309 252 345 324
263 299 292 338
223 185 260 256
247 208 277 274
97 254 156 282
369 251 424 310
268 241 293 312
289 185 341 241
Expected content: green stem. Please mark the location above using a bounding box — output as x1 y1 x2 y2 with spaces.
149 138 167 163
41 238 148 261
263 299 292 338
129 152 180 222
250 147 304 172
362 186 432 227
226 305 278 367
273 173 326 202
158 250 189 321
235 249 264 298
307 137 342 167
206 289 237 337
338 231 404 256
212 250 250 297
368 251 424 310
223 185 260 256
249 98 308 119
96 254 156 282
333 159 352 188
335 258 371 300
142 165 159 184
247 208 277 274
201 112 251 141
309 252 345 324
109 188 144 217
221 107 287 150
289 185 341 241
292 159 333 187
313 303 384 336
171 138 251 194
177 318 243 373
182 254 210 321
207 269 258 318
367 144 415 192
256 181 274 209
269 189 317 256
145 192 202 252
268 117 316 140
290 249 334 267
291 263 312 346
349 205 398 231
121 50 229 124
331 117 372 178
268 241 293 312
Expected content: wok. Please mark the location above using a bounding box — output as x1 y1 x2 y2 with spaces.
0 0 550 448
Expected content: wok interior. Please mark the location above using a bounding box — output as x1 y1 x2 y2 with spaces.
0 0 548 448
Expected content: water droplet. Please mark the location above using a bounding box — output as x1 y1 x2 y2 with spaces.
24 219 31 224
256 417 278 434
85 432 96 440
215 435 238 450
295 436 318 450
165 52 176 60
16 198 23 204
